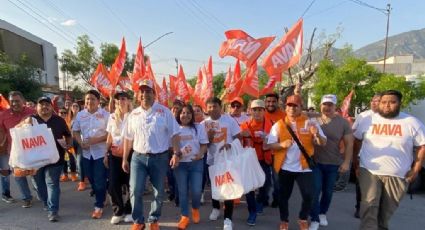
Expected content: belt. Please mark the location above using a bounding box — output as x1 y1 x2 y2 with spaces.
136 150 168 156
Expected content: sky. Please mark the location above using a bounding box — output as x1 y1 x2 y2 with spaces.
1 0 424 83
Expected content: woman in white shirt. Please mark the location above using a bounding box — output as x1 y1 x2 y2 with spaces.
174 105 209 230
104 92 133 225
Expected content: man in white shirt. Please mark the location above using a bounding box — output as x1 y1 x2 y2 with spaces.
72 90 109 219
228 97 249 125
122 79 180 230
353 90 425 230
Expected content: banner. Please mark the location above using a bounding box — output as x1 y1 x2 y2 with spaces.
158 78 169 106
131 38 146 91
239 62 260 98
90 63 113 97
224 65 232 89
175 65 190 102
223 59 243 102
340 90 354 118
118 75 132 91
262 19 303 76
200 56 214 105
260 74 282 96
219 30 274 67
109 37 127 87
0 94 10 111
169 75 177 102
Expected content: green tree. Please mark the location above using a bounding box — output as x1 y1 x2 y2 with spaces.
0 52 42 101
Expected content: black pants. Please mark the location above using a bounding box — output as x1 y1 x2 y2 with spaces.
212 199 234 220
108 154 131 216
278 169 314 222
63 152 76 174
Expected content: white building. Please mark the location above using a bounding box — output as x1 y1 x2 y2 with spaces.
0 19 59 92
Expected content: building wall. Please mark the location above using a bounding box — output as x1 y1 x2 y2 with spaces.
0 19 59 91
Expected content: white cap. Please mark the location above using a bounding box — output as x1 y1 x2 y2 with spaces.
250 99 265 109
321 94 337 104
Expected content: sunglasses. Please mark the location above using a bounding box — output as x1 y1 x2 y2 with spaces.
286 103 299 108
231 104 241 108
59 111 67 114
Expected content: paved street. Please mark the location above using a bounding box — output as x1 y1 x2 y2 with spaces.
0 178 424 230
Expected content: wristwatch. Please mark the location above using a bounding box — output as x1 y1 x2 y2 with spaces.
173 151 183 158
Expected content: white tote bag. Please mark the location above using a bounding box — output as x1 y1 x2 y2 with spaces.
9 121 59 170
209 147 244 201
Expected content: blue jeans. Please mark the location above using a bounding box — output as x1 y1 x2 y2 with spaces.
31 164 62 214
15 176 32 201
257 161 272 205
174 159 204 216
82 156 107 208
310 163 340 222
1 174 10 196
130 152 168 224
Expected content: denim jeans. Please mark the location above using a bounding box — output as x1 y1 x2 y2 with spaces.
257 161 272 205
73 140 85 181
174 159 204 216
31 164 62 214
1 174 10 196
108 154 131 216
82 156 107 208
310 163 340 222
15 176 32 201
130 152 168 224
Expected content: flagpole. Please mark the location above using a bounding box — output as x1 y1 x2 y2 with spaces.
144 32 173 49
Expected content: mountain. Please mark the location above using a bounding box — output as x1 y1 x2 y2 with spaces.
354 28 425 61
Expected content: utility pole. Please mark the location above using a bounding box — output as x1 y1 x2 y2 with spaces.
175 58 179 75
383 3 391 73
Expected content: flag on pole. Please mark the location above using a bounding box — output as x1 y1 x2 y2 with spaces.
109 37 127 87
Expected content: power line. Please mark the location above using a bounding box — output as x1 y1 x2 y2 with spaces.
300 0 317 18
188 0 228 30
304 1 348 19
97 0 138 40
6 0 75 46
43 0 103 43
348 0 387 14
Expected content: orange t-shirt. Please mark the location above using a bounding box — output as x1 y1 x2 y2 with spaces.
240 118 273 164
265 109 286 125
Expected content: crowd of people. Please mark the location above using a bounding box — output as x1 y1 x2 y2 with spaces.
0 80 424 230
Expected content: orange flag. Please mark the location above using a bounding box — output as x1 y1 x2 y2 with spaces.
219 30 275 67
340 90 354 118
90 63 114 97
223 59 243 102
145 58 162 101
262 19 303 76
224 65 232 88
260 73 282 95
200 56 214 103
239 62 260 98
175 65 191 103
193 68 204 108
118 75 132 91
158 78 169 106
131 38 145 91
169 75 177 102
109 37 127 87
0 94 10 111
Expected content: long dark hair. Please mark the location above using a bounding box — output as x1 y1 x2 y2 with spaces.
176 104 197 134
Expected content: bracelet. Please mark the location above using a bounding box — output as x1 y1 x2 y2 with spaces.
173 151 182 158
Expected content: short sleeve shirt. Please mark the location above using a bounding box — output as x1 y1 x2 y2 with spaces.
106 113 128 147
123 102 179 154
32 114 71 166
201 114 240 165
72 108 109 160
314 115 352 165
178 124 209 162
0 107 35 154
353 112 425 178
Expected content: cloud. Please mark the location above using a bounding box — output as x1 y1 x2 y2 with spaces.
60 19 77 26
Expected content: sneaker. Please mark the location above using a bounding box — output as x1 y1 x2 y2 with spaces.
124 214 133 223
2 194 15 203
43 204 48 211
246 212 256 226
298 219 309 230
279 222 289 230
131 223 145 230
177 216 190 230
149 222 159 230
309 221 320 230
233 198 241 205
223 218 233 230
110 215 123 224
77 182 86 191
200 193 205 204
22 199 32 208
70 173 78 182
192 208 200 224
319 214 328 226
60 174 69 182
209 208 220 221
48 213 59 222
91 207 103 219
354 208 360 219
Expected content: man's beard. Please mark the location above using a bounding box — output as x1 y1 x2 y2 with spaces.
378 107 400 118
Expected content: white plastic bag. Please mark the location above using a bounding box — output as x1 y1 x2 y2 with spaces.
209 147 244 200
9 122 59 170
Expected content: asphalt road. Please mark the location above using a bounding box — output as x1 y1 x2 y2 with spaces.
0 178 424 230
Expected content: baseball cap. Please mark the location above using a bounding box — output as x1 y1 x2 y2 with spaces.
139 79 154 89
321 94 337 105
113 91 130 99
37 96 52 104
250 99 265 109
286 95 302 106
231 97 244 105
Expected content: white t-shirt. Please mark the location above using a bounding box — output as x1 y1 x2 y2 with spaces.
72 108 109 160
352 110 374 130
353 112 425 178
202 114 241 165
231 114 250 126
268 119 325 172
106 113 129 147
123 102 179 154
178 124 209 162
